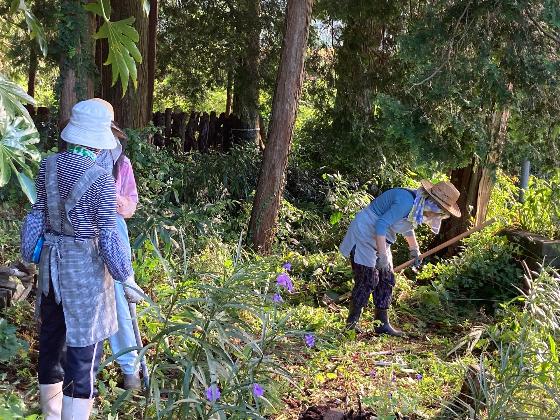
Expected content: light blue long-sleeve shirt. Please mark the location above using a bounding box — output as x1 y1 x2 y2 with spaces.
368 188 416 236
340 188 417 267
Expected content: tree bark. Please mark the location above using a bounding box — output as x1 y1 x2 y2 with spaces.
146 0 158 117
226 68 233 115
432 158 482 254
232 0 261 144
99 0 150 129
432 85 513 253
58 0 96 146
27 44 37 99
475 92 512 225
249 0 313 254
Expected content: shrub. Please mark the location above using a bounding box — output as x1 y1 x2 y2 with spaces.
108 247 303 419
0 318 28 363
417 231 523 305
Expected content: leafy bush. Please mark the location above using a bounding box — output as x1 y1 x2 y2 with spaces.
0 393 37 420
0 318 28 363
110 247 304 419
488 170 560 239
418 231 523 304
519 171 560 239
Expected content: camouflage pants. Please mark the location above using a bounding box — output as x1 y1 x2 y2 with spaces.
350 252 395 310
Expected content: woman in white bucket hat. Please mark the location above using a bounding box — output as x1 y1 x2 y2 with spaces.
340 180 461 336
20 99 144 419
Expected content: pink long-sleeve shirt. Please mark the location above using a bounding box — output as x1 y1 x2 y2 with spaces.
115 156 139 219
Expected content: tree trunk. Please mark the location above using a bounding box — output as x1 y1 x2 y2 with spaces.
249 0 313 254
27 44 37 99
99 0 150 129
475 95 512 225
432 85 513 253
58 0 96 146
432 158 482 254
226 68 233 115
232 0 261 144
146 0 158 117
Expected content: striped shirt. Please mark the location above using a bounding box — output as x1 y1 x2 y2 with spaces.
27 151 132 281
33 152 117 237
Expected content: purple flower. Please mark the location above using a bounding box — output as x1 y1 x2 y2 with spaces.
391 373 396 383
369 369 377 379
206 384 221 402
388 392 393 399
272 293 283 303
416 373 423 381
276 273 294 293
252 383 264 398
305 334 315 348
282 262 292 271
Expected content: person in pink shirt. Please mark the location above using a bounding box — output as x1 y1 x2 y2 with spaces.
97 137 142 390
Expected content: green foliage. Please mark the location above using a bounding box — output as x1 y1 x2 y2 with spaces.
488 170 560 239
8 0 47 55
86 0 142 93
451 268 560 418
0 392 38 420
110 243 301 419
0 318 28 363
519 171 560 239
0 73 40 203
418 230 523 304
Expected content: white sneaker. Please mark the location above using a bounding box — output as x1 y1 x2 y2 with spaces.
61 396 93 420
39 382 63 420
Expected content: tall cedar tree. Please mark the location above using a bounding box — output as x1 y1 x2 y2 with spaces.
97 0 151 129
249 0 313 253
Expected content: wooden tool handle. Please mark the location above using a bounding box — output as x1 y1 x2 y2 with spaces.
394 218 496 273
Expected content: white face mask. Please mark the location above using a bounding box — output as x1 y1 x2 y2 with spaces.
423 213 449 234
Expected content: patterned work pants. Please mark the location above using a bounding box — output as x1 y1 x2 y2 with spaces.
350 252 396 310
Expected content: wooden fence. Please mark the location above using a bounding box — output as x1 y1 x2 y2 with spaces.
27 106 262 153
152 109 261 153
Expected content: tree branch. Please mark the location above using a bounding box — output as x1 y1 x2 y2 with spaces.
411 0 473 87
524 12 560 45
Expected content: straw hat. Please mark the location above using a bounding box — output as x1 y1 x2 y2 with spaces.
420 180 461 218
61 99 117 150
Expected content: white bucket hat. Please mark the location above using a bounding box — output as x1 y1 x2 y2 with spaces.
61 99 117 150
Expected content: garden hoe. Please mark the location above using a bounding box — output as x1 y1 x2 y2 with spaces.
128 302 150 391
394 218 496 272
336 219 496 304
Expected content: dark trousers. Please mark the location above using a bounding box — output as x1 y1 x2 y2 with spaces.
38 280 104 399
350 252 396 309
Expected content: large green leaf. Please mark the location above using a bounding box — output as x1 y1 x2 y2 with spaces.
0 73 35 124
0 149 11 188
86 1 142 94
15 170 36 204
10 0 47 56
0 76 40 201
